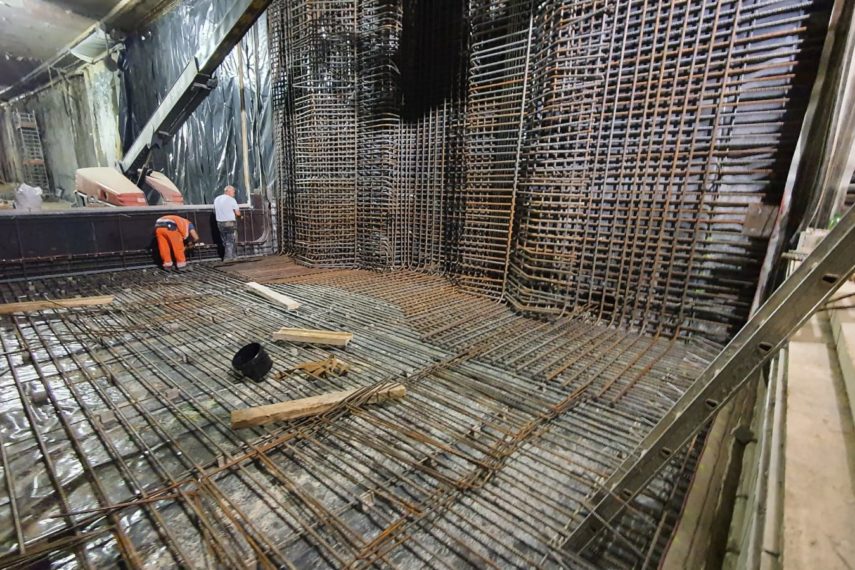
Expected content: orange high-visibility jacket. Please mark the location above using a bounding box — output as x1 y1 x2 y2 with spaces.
155 215 195 240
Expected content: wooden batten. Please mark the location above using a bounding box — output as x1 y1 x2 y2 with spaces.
246 282 301 310
0 295 115 315
272 327 353 347
231 383 406 428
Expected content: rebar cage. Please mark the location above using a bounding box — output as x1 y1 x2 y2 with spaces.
270 0 830 344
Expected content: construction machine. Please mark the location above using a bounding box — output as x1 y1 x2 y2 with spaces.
75 0 272 207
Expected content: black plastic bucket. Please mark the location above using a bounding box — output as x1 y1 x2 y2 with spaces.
232 342 273 381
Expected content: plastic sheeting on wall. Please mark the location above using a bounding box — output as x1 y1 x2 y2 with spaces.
120 0 274 205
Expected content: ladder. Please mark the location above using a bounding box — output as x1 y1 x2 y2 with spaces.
13 111 50 192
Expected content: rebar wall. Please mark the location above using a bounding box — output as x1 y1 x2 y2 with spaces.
459 0 535 294
395 0 468 271
506 0 826 341
271 0 361 265
271 0 829 342
357 0 402 267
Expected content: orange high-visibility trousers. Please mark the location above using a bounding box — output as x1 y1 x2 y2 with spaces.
155 226 187 268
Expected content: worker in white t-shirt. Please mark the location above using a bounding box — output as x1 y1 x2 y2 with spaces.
214 185 241 260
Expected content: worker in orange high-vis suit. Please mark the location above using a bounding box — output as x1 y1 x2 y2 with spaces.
154 215 200 270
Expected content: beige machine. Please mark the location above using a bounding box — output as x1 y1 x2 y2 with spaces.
75 168 185 207
143 171 184 205
75 167 147 207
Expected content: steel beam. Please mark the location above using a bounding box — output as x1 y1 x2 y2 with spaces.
119 0 273 175
562 202 855 554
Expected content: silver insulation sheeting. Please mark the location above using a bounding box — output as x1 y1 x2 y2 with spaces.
122 1 274 204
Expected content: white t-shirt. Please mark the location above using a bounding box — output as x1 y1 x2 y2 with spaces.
214 194 239 222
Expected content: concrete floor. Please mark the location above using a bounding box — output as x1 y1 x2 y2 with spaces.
785 311 855 569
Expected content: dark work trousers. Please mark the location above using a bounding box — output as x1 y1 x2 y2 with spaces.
218 221 237 260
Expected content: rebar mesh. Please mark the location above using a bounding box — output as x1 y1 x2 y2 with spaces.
271 0 828 343
394 102 467 270
506 0 820 341
273 0 361 265
0 266 718 567
456 0 536 296
356 0 402 267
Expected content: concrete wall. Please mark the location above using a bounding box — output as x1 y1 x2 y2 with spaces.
0 60 121 198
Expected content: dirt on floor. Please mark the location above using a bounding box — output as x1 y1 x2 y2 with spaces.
216 255 334 282
0 181 73 211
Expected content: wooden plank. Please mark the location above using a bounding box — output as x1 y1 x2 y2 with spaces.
272 327 353 347
0 295 114 315
231 383 406 428
832 319 855 445
295 356 350 378
246 282 301 310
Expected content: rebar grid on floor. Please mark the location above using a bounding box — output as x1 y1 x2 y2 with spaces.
0 265 717 568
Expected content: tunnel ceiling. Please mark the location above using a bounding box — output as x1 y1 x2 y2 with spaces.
0 0 176 92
